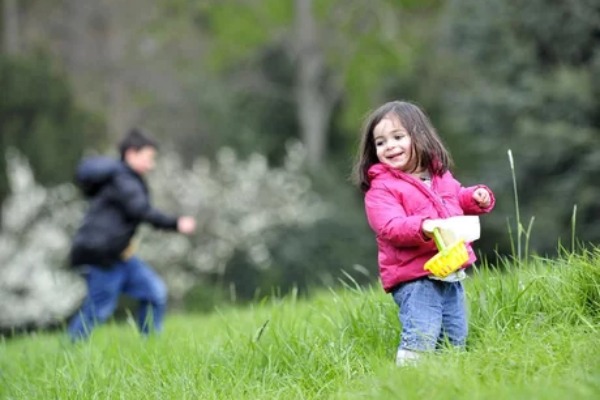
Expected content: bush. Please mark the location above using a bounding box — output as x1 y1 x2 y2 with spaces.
0 52 104 212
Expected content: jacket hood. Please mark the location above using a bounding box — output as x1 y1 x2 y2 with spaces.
76 156 122 197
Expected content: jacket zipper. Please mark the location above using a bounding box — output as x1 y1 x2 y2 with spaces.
398 173 451 218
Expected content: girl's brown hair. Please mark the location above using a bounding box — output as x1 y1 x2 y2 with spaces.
352 101 453 192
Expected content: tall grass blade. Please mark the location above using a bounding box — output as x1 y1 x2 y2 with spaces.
508 149 521 261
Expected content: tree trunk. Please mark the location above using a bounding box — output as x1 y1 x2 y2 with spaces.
2 0 20 55
104 0 128 142
294 0 332 170
64 0 89 74
1 0 20 225
0 144 6 228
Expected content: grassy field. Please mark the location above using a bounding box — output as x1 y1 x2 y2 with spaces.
1 250 599 399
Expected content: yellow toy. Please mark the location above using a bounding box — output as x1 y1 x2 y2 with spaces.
424 228 469 278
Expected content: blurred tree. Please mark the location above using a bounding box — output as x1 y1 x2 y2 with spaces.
436 0 600 254
294 0 330 169
221 170 378 302
0 136 6 217
0 53 104 223
160 0 441 168
7 0 209 152
2 0 20 55
145 0 446 301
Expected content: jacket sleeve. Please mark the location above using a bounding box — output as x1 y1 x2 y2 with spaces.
458 185 496 215
365 187 429 247
113 174 178 230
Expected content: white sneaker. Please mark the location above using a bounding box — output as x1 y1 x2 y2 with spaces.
396 349 420 367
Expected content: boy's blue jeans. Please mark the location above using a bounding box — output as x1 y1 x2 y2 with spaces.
391 278 467 352
67 256 167 341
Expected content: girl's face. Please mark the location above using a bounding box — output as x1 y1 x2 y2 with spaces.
373 114 416 172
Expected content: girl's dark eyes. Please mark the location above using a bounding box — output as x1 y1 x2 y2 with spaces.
375 133 406 147
375 134 405 146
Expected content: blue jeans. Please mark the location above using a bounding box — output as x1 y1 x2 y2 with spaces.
391 278 467 352
67 256 167 341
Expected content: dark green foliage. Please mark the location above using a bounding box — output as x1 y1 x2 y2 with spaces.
215 221 376 307
0 53 104 202
193 45 299 165
437 0 600 255
225 216 376 300
0 141 7 211
195 170 378 306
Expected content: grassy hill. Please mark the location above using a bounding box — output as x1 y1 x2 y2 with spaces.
1 250 599 399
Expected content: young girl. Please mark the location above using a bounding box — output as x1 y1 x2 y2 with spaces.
353 101 495 365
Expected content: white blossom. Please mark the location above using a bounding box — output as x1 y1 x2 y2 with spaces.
142 141 328 301
0 143 328 328
0 150 85 329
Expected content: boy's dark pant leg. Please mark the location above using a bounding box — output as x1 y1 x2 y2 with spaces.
122 256 167 335
67 265 125 341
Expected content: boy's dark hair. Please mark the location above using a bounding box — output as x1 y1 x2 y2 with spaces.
118 128 159 160
352 101 453 192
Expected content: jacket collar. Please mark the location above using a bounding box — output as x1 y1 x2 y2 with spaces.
368 163 421 183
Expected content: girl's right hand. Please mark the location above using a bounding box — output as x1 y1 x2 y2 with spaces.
473 188 492 208
422 219 443 237
422 219 457 245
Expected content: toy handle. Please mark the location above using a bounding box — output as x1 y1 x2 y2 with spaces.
432 228 447 251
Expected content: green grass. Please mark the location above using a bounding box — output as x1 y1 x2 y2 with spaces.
1 250 600 399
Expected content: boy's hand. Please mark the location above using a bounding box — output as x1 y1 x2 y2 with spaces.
473 188 491 208
177 216 197 234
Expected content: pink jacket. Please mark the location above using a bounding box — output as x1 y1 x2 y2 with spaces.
365 163 495 292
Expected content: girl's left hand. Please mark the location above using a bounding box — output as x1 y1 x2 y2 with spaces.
473 188 491 208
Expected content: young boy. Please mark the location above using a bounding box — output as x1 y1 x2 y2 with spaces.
67 128 196 340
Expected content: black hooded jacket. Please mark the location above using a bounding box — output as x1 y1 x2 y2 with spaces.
70 156 178 267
